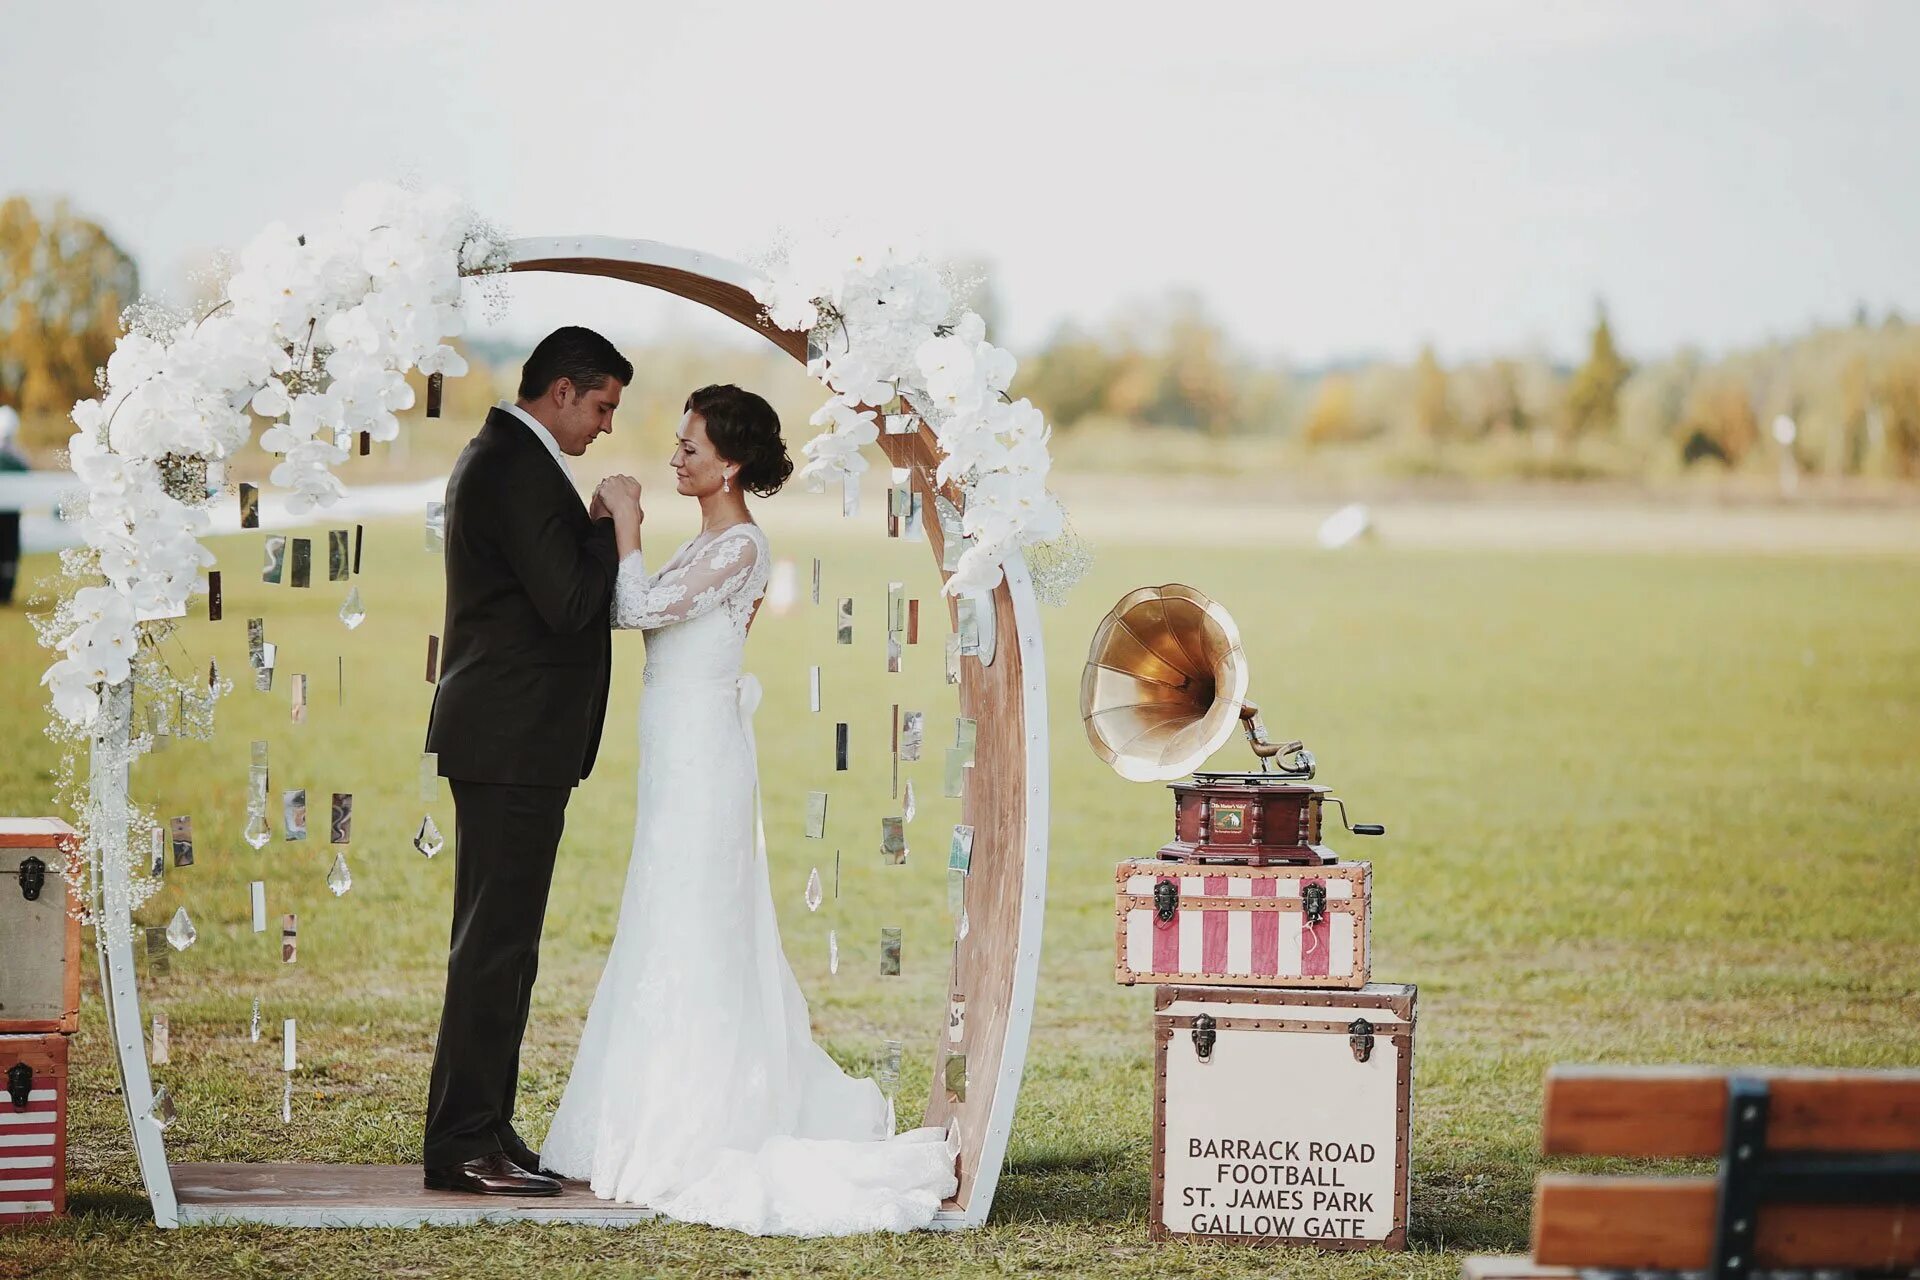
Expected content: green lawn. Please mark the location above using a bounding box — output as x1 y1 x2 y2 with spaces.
2 505 1917 1279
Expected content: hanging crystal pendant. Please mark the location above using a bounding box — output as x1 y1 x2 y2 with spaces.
414 815 444 858
874 1039 903 1098
249 996 261 1043
903 780 917 823
281 1077 292 1124
958 904 972 941
145 1085 178 1131
828 929 839 975
804 866 823 912
327 852 352 897
165 905 197 951
338 586 366 630
244 808 272 850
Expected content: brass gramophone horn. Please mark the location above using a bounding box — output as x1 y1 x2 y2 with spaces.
1081 584 1310 782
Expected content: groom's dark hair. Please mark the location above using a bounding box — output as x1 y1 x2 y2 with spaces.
518 326 634 401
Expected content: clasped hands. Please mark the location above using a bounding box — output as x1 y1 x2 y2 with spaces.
590 474 644 530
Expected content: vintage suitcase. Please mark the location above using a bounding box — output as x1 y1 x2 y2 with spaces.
0 1034 69 1223
1152 983 1415 1247
0 819 82 1035
1115 860 1370 988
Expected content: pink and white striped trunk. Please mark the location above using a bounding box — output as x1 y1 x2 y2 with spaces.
1116 862 1371 988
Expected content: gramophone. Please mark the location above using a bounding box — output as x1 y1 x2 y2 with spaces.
1081 583 1383 866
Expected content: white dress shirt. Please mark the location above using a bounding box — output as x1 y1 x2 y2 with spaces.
498 400 574 483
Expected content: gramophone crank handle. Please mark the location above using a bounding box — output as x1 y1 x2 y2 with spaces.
1326 796 1386 837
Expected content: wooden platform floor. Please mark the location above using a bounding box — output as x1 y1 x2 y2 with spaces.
170 1163 970 1229
171 1163 658 1228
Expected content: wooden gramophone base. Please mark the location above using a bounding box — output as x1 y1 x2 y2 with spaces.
1155 839 1337 866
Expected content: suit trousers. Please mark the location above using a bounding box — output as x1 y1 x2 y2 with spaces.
423 778 570 1168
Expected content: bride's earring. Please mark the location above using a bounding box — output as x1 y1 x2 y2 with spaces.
723 470 732 494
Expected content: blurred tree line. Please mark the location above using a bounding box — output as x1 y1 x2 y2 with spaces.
1020 294 1920 483
0 197 139 423
5 196 1920 487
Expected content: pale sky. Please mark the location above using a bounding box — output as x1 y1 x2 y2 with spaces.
4 0 1917 364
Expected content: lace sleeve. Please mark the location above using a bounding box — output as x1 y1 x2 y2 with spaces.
612 528 762 630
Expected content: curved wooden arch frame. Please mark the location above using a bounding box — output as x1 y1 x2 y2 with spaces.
92 236 1050 1232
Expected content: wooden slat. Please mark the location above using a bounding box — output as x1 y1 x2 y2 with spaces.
173 1163 655 1228
1544 1065 1920 1156
0 818 75 848
1533 1175 1920 1271
507 257 807 362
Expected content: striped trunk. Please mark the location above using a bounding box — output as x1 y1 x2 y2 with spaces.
0 1034 66 1222
1117 861 1371 988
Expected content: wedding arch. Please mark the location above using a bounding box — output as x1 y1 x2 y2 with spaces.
50 192 1057 1230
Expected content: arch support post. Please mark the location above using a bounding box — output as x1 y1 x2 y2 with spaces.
91 678 179 1226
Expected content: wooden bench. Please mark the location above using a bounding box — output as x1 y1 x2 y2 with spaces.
1463 1065 1920 1280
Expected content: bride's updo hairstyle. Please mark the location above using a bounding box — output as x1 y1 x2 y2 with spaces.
686 384 794 497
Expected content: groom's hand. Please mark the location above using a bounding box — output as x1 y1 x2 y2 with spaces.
588 486 611 521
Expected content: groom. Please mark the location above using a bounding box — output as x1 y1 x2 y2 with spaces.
423 325 641 1195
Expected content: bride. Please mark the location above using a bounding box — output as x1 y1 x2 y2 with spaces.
540 384 958 1235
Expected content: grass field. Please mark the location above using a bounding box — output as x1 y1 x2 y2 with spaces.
1 495 1917 1279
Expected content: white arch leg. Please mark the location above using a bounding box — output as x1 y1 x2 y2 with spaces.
92 679 179 1226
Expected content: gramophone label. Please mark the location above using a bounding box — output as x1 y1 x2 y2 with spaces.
1156 1002 1409 1246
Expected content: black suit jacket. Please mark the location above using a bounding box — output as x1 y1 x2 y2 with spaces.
425 408 620 787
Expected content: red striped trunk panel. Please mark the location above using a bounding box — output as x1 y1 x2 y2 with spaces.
1250 875 1279 977
1200 874 1229 973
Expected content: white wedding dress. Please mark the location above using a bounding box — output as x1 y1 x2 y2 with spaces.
541 520 958 1235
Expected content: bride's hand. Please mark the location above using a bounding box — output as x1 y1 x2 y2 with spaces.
595 476 640 518
601 475 644 554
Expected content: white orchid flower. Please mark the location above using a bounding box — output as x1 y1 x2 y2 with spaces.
79 625 135 685
42 659 104 725
251 378 291 419
417 344 468 377
808 395 880 440
976 342 1017 393
945 544 1007 597
73 445 130 497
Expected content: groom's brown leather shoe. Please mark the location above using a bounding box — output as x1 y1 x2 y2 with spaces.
423 1152 562 1196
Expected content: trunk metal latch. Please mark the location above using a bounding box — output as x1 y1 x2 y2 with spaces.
7 1062 32 1110
1192 1012 1217 1061
17 855 45 902
1153 878 1179 924
1348 1017 1375 1063
1302 880 1328 927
